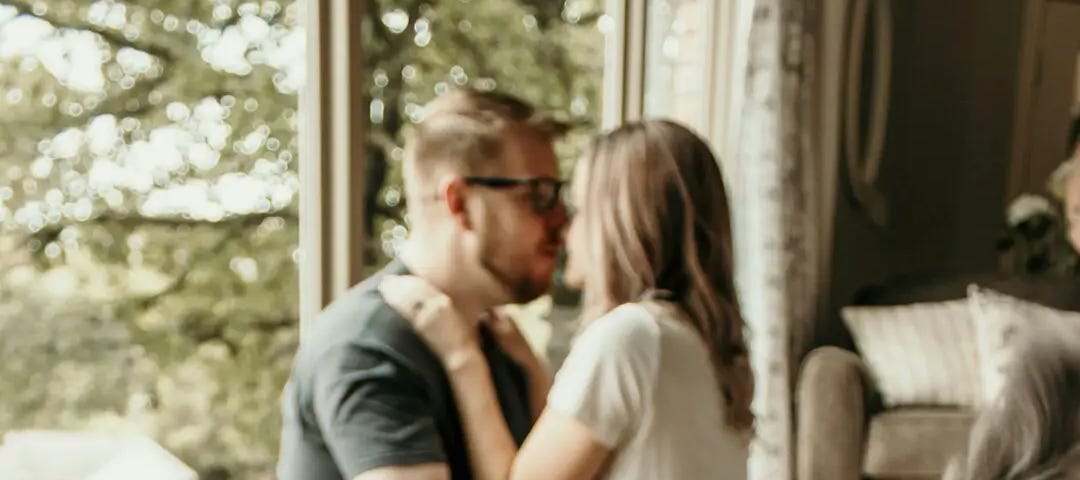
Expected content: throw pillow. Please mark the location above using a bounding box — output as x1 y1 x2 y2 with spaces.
843 300 981 407
967 284 1080 403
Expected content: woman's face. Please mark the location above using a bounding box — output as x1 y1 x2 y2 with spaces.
562 160 589 289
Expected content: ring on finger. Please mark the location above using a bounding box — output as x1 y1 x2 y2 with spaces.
410 299 425 316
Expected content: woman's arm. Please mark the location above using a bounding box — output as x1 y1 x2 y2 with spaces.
378 276 611 480
444 347 611 480
511 409 612 480
440 347 517 480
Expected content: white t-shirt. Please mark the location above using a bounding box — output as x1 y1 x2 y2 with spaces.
547 302 749 480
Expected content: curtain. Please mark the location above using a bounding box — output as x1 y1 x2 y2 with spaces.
733 0 833 478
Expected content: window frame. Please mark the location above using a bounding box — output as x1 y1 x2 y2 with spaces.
298 0 367 333
603 0 648 128
611 0 753 184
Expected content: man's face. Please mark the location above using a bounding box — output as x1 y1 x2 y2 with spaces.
467 129 567 304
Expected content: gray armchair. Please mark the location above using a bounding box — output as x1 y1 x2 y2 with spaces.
795 275 1080 480
797 346 975 480
797 347 868 480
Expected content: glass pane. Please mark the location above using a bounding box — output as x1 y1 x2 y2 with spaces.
363 0 607 273
644 0 709 132
0 1 302 478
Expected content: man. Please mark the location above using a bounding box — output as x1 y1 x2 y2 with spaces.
277 89 569 480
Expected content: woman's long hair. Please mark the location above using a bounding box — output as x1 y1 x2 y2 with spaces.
945 325 1080 480
576 119 753 431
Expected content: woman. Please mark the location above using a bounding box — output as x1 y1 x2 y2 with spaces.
944 324 1080 480
380 120 753 479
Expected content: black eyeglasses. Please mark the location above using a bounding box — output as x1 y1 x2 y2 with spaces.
464 176 566 213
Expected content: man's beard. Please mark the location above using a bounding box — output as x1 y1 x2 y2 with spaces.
477 238 552 305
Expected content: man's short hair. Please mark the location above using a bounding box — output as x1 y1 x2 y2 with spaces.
403 89 568 198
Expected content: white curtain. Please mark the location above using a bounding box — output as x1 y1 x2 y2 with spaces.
733 0 834 478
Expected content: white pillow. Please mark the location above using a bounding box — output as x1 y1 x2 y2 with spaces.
843 300 981 407
967 285 1080 403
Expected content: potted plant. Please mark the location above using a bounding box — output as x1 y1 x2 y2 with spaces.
998 161 1080 275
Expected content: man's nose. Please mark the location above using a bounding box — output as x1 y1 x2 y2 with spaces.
545 202 570 233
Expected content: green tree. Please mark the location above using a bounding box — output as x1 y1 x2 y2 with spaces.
0 1 601 478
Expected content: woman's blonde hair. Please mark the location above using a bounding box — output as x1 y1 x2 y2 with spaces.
576 119 753 431
945 324 1080 480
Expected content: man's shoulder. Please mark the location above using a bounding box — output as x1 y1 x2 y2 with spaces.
318 278 398 336
307 286 430 366
310 263 420 348
291 263 443 382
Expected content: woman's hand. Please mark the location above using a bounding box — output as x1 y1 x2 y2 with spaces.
378 275 480 368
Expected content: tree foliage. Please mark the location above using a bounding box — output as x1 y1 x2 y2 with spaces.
0 0 601 478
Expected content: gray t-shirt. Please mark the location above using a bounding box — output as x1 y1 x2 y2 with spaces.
277 261 533 480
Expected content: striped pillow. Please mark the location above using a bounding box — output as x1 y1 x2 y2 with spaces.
843 301 981 407
967 285 1080 404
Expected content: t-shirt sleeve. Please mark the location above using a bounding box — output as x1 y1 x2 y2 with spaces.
546 305 659 448
312 345 446 477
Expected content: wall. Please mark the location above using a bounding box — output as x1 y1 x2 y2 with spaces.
820 0 1025 348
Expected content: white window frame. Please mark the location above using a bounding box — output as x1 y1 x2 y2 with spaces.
603 0 648 128
298 0 367 333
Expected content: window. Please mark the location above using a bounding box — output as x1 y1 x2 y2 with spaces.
641 0 753 186
643 0 709 132
0 0 607 478
0 1 302 478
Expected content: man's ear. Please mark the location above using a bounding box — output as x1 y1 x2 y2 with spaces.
439 175 471 230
